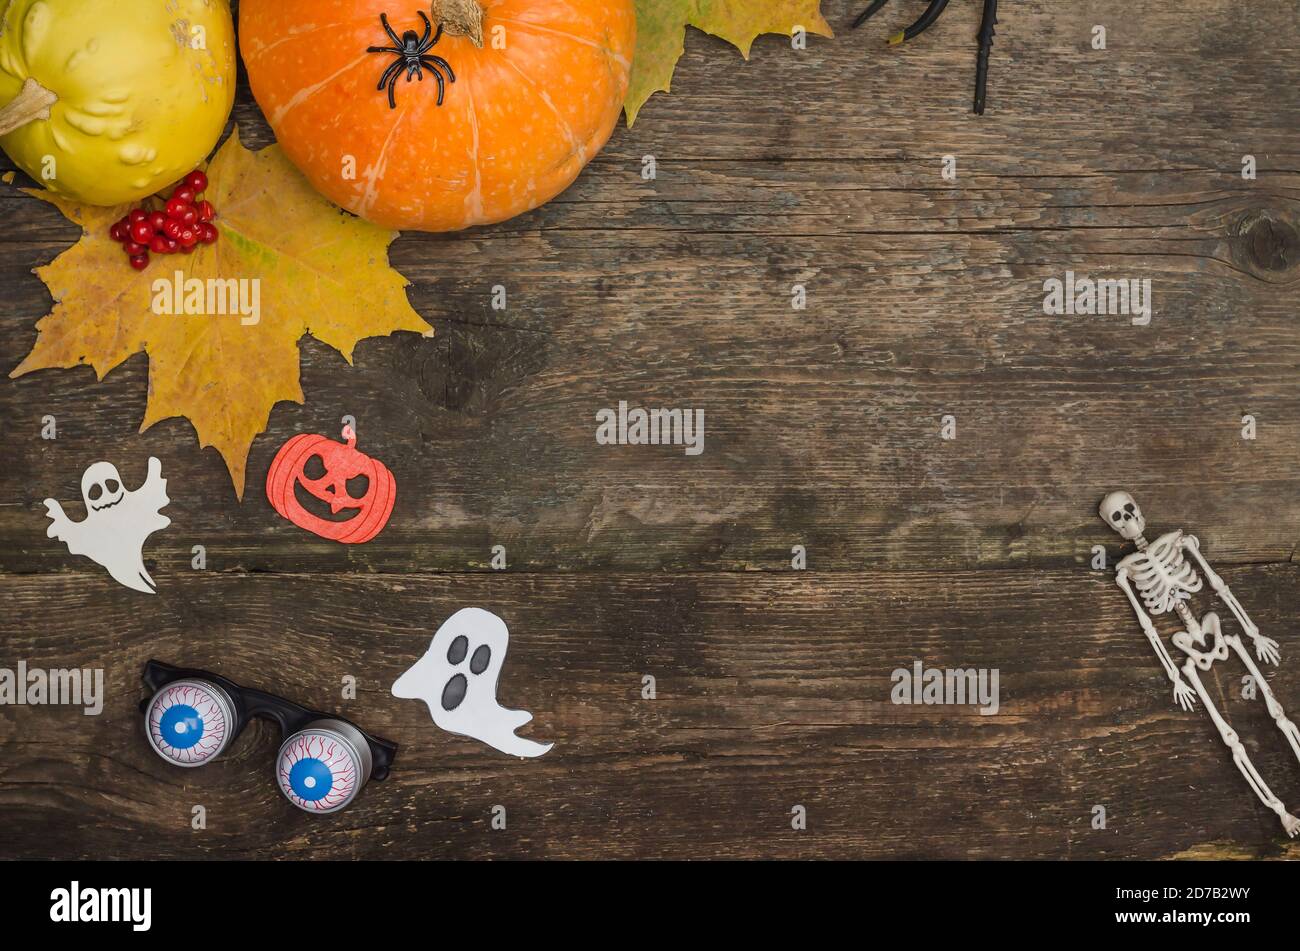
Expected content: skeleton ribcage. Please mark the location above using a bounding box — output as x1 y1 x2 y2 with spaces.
1131 532 1202 614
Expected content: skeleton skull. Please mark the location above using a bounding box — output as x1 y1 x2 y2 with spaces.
81 462 125 512
1100 490 1145 541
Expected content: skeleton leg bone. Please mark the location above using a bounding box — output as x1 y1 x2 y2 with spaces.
1224 633 1300 769
1183 659 1300 837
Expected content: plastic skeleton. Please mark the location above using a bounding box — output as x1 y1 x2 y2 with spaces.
1101 491 1300 836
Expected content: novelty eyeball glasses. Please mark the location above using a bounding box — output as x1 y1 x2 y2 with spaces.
140 660 397 814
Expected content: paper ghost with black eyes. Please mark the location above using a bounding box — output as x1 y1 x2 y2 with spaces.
43 457 170 594
392 608 552 758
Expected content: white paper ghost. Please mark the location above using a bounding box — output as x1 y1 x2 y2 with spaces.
43 457 171 594
393 607 552 758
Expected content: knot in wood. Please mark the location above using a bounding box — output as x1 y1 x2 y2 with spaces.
1234 211 1297 274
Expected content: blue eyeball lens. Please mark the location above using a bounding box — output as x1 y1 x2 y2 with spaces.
276 724 368 814
146 680 234 767
159 704 204 749
288 757 335 802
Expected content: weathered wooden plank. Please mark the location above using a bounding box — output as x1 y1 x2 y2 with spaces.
1 3 1296 576
1 565 1298 859
0 0 1297 860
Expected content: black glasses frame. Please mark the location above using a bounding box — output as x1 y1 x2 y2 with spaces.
140 659 397 790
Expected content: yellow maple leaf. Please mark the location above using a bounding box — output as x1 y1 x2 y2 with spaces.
10 127 431 498
627 0 834 125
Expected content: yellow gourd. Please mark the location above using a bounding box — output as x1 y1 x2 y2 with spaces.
0 0 235 206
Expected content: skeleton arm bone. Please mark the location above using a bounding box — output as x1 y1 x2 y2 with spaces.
1182 535 1255 632
1116 568 1197 710
1181 535 1278 664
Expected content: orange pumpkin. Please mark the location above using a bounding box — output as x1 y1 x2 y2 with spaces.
240 0 635 231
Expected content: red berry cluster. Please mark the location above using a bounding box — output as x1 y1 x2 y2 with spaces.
108 170 218 271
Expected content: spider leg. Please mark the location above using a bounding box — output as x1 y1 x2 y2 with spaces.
380 12 403 47
889 0 950 44
368 45 403 54
377 58 404 95
851 0 891 29
385 71 398 109
973 0 998 114
419 57 446 104
426 54 455 83
416 10 432 49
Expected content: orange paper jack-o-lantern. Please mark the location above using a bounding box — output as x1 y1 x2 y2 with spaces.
266 427 396 544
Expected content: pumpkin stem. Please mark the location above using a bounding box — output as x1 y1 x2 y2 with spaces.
0 77 57 138
430 0 484 48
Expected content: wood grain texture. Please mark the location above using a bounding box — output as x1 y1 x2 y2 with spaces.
0 0 1297 859
3 566 1300 859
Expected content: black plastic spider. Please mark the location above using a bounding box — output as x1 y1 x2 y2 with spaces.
367 11 456 110
853 0 999 114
